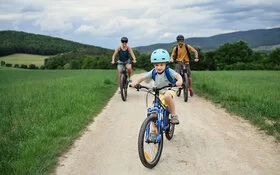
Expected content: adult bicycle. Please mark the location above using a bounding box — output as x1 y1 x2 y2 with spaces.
175 60 190 102
131 84 177 168
117 61 130 101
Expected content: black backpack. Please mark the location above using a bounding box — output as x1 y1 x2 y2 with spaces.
175 44 191 60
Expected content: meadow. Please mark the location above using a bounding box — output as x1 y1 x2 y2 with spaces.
1 68 279 174
0 67 117 174
193 71 280 140
0 54 48 66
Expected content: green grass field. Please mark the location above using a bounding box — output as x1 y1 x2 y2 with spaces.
0 68 117 174
192 71 280 140
0 54 49 66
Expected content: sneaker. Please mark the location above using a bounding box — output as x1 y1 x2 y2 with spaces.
190 89 194 97
170 115 179 125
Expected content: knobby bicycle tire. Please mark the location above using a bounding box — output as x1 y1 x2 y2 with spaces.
165 123 175 140
120 74 128 101
176 88 181 97
183 73 188 102
138 116 163 169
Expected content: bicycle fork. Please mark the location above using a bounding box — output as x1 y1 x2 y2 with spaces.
146 108 162 143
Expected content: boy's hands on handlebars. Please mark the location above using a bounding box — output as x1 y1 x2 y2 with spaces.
130 82 137 88
176 81 182 87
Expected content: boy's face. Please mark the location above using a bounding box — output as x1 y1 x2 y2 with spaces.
153 62 167 73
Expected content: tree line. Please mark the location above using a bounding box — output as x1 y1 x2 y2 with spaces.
1 35 279 71
42 40 279 70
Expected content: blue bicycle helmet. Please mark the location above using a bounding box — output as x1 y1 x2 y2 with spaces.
150 49 170 63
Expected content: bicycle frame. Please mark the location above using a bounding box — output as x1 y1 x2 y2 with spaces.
177 60 189 82
138 85 173 143
117 61 128 77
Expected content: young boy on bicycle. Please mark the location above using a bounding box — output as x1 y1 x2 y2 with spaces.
130 49 182 125
111 37 137 93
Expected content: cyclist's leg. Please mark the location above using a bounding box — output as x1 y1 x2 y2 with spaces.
117 63 123 92
160 90 176 114
187 64 192 89
125 61 132 80
175 63 182 75
187 64 194 96
162 90 179 124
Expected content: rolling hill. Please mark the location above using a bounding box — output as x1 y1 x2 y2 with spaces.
134 28 280 53
0 30 112 56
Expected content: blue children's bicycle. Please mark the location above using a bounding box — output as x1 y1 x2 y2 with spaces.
131 84 176 168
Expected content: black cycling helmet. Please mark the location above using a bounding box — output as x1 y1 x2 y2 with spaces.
176 34 184 41
121 37 128 43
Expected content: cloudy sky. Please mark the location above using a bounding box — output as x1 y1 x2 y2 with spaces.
0 0 279 49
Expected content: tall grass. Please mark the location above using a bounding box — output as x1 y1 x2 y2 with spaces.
0 68 117 174
0 54 48 66
193 71 280 140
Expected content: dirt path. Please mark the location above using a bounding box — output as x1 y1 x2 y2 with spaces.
55 74 280 175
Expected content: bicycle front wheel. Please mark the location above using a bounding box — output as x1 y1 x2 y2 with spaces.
120 74 128 101
165 122 175 140
176 88 181 97
138 116 163 169
183 73 188 102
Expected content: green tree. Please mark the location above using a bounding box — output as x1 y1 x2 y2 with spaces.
204 51 217 70
214 40 253 69
268 48 280 65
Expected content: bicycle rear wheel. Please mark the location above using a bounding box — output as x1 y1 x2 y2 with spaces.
183 73 188 102
138 116 163 168
120 74 128 101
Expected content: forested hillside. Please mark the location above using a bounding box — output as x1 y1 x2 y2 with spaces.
134 28 280 53
0 30 112 56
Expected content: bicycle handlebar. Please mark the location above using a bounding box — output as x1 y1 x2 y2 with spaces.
174 59 195 64
129 84 176 92
113 61 135 66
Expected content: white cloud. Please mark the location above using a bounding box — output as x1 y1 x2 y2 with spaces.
0 13 21 20
33 17 73 32
0 0 279 48
75 25 94 33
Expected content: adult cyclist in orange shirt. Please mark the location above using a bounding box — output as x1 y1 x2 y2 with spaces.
170 34 199 97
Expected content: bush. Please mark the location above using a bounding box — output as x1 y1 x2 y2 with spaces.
14 64 19 68
20 64 28 69
6 63 12 67
1 60 5 66
39 65 45 69
29 64 38 69
63 63 71 69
